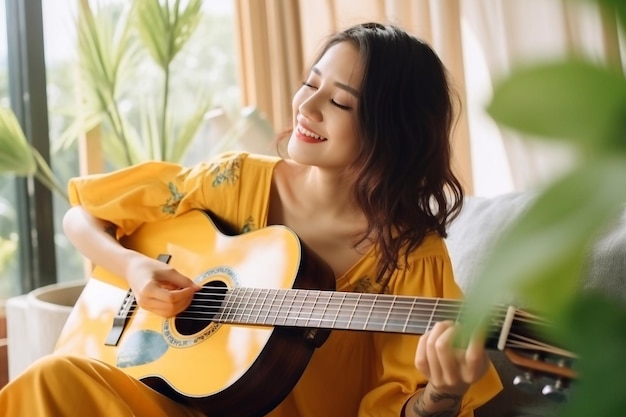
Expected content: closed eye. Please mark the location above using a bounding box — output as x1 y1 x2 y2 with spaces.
331 100 351 110
302 81 352 110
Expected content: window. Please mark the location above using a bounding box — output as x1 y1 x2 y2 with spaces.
0 0 238 299
0 0 19 298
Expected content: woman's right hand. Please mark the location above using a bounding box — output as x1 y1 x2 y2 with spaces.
125 255 202 318
63 206 201 318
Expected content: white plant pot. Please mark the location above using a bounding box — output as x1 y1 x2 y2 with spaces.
6 280 85 379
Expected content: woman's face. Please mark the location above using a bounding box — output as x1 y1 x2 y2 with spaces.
288 42 363 170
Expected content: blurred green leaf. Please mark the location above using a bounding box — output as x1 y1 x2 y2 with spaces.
0 107 68 200
595 0 626 31
0 107 36 175
487 60 626 152
77 0 140 166
134 0 204 162
52 106 103 153
462 156 626 333
135 0 203 69
556 293 626 417
169 91 214 162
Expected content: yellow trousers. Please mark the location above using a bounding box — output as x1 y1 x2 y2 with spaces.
0 354 207 416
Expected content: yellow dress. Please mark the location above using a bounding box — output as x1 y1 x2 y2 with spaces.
0 152 501 416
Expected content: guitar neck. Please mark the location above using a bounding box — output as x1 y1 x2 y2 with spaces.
185 287 572 357
207 287 467 335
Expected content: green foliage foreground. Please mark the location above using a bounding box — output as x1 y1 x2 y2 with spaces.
462 1 626 416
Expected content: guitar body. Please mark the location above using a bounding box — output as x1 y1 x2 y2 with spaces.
55 210 335 417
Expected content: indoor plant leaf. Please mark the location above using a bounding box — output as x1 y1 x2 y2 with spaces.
595 0 626 30
0 107 36 175
487 60 626 153
555 293 626 417
77 0 139 166
134 0 170 68
135 0 203 69
168 90 214 163
0 107 68 200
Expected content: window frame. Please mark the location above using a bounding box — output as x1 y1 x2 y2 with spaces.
5 0 57 293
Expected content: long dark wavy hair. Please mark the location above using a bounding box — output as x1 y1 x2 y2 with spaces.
285 22 464 285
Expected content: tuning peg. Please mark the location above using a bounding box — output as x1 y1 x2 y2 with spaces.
512 351 540 393
542 379 568 403
513 371 536 393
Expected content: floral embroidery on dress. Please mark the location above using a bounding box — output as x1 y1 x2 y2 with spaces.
162 182 186 215
241 216 256 234
210 155 242 187
353 276 390 294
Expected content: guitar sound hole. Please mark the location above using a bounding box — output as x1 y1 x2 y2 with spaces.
175 280 228 336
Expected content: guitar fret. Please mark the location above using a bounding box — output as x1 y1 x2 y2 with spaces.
273 289 286 325
358 294 374 331
231 288 242 323
233 289 244 323
381 296 395 332
331 292 345 328
319 292 333 328
219 290 234 323
296 290 307 326
307 290 321 327
302 290 314 326
426 298 439 332
282 290 293 324
388 296 415 333
402 297 416 333
301 290 311 327
268 289 280 325
238 289 249 322
347 293 362 328
242 288 256 324
252 288 267 325
368 294 398 332
230 289 243 323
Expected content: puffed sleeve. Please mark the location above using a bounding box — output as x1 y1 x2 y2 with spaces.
67 152 254 238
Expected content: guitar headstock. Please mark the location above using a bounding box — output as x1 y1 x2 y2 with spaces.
503 347 576 402
489 307 577 402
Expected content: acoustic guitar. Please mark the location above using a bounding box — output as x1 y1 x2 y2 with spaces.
55 210 576 417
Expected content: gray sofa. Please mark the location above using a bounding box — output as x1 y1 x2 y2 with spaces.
446 192 626 417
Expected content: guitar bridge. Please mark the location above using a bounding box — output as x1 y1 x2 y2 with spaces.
105 290 136 346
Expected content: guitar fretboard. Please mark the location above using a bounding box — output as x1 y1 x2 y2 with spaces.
212 288 465 335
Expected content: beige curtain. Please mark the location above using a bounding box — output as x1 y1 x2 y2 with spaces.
234 0 304 134
233 0 623 196
461 0 623 195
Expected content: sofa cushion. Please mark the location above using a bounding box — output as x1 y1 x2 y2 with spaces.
582 206 626 301
446 192 535 294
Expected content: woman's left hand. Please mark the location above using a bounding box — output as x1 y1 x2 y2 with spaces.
415 320 490 395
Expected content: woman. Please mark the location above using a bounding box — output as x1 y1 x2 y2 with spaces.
0 22 501 416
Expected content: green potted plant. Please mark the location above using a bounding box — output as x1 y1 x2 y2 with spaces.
461 0 626 415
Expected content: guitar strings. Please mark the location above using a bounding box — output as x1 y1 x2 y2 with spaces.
120 285 567 354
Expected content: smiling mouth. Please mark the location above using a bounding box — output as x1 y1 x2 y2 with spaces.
297 124 327 141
